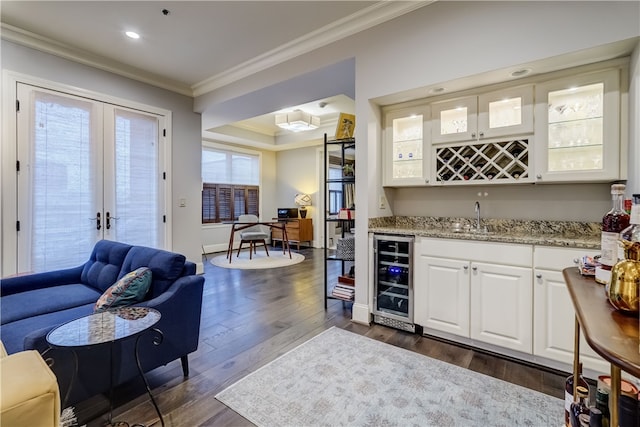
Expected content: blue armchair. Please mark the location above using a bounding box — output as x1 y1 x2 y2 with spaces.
0 240 204 405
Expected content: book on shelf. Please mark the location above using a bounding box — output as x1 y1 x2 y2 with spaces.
338 275 355 285
334 283 355 292
331 283 355 300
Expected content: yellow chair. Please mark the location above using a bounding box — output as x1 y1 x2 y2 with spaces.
0 341 60 427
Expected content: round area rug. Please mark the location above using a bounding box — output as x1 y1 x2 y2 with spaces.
210 249 305 270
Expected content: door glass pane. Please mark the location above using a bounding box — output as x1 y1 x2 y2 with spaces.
547 83 604 171
29 90 97 272
113 109 159 246
440 108 467 135
489 97 522 128
392 115 423 179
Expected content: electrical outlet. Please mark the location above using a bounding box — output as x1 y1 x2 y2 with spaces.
379 195 387 209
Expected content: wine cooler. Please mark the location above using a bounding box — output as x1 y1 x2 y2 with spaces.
372 234 414 333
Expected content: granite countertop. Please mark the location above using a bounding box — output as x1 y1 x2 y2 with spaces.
368 216 601 250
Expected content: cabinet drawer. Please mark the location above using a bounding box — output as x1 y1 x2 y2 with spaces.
419 238 532 267
533 246 590 271
285 222 300 230
272 228 300 240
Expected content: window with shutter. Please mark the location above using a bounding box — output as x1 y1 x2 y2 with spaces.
202 146 260 224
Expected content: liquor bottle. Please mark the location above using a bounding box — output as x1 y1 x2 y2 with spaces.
565 363 590 426
570 386 591 427
621 194 640 243
594 388 610 427
618 395 639 427
596 184 630 285
589 407 603 427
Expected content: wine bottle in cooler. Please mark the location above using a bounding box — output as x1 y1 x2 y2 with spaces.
596 184 630 286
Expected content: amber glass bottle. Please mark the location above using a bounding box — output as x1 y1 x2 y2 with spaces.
565 363 590 426
596 184 630 285
570 386 591 427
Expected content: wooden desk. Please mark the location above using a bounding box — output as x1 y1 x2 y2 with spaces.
271 218 312 250
563 267 639 427
225 221 291 263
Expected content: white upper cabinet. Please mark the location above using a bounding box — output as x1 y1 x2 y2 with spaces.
478 85 534 140
431 85 533 144
534 68 621 182
383 105 430 186
431 96 478 144
382 59 627 187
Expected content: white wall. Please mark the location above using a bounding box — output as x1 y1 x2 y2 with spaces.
627 39 640 194
196 2 640 322
1 40 203 268
277 146 322 247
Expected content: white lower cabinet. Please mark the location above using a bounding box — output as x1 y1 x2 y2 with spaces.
414 238 533 354
470 262 532 353
413 238 608 373
415 256 470 337
533 247 608 374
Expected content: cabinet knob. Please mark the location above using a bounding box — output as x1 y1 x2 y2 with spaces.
472 266 478 272
479 131 484 138
471 132 476 138
573 258 579 264
425 179 429 184
536 273 542 279
463 265 469 270
536 174 542 179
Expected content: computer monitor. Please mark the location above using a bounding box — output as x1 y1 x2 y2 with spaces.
277 208 298 219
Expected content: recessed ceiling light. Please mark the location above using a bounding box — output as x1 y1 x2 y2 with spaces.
125 31 140 39
510 68 531 77
428 87 445 94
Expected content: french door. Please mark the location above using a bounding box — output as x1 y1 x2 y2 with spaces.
15 83 166 273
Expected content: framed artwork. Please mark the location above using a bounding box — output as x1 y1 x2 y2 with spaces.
335 113 355 140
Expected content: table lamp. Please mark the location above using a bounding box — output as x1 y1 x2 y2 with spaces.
294 193 312 218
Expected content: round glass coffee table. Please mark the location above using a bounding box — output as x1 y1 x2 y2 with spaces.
47 307 164 426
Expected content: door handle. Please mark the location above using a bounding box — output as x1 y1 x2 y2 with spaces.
106 212 119 230
89 212 101 230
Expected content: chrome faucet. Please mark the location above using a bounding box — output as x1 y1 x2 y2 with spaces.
474 201 481 231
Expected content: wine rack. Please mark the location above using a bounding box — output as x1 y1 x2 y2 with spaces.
435 138 530 183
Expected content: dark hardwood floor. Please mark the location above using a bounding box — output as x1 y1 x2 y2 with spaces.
77 247 567 426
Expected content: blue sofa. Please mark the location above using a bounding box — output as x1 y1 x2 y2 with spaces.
0 240 204 405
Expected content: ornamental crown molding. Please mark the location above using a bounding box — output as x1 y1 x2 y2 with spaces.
190 1 433 97
1 1 432 98
1 23 193 96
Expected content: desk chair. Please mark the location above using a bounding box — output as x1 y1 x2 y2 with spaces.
237 214 270 259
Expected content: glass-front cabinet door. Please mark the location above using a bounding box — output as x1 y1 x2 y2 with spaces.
534 68 621 182
383 106 430 186
431 96 477 144
478 85 533 140
432 86 533 144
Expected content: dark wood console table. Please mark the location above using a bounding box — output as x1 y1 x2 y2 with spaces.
563 267 639 427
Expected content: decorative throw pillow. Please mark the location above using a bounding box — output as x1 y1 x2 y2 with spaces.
94 267 152 313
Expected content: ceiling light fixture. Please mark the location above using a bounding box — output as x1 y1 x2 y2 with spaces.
125 31 140 39
275 110 320 132
510 68 531 77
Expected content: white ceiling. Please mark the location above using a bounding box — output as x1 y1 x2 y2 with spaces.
0 1 429 149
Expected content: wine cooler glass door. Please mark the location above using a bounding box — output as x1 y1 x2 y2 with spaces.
373 235 414 323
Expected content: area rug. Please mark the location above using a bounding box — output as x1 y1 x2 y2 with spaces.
216 327 564 427
209 249 305 270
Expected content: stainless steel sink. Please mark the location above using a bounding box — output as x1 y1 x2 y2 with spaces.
448 224 494 234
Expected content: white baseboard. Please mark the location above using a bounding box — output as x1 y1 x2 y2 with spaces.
202 243 232 254
351 303 371 325
195 261 204 275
